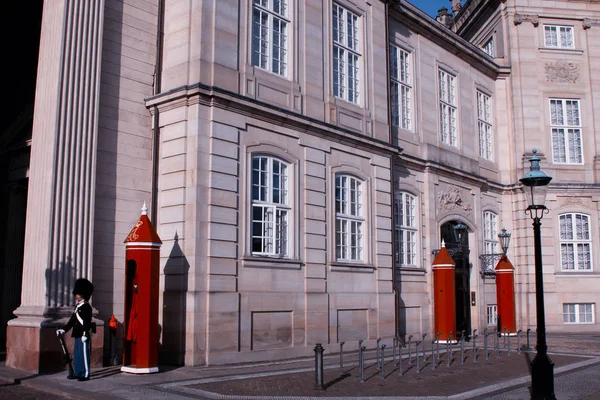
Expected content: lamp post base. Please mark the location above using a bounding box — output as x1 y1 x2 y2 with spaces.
530 353 556 400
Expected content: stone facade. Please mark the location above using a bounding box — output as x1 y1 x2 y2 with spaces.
3 0 599 371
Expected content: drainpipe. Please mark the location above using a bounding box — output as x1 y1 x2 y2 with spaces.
385 0 401 340
150 0 165 223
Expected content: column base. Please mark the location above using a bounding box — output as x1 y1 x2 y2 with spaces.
6 314 104 373
121 365 159 374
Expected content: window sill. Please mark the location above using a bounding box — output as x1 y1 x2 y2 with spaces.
395 266 426 275
242 256 303 270
538 47 584 55
330 262 376 273
555 271 598 277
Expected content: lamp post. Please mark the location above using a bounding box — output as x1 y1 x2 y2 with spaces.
479 228 512 277
520 149 556 400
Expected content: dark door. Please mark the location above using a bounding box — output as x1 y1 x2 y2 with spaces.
441 221 471 339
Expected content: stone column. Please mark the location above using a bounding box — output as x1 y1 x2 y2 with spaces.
6 0 105 373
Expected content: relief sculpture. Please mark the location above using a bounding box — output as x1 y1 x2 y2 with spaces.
437 187 473 214
545 60 579 84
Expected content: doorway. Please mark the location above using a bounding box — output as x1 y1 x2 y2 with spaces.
440 221 471 339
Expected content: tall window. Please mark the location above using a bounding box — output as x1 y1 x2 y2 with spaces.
559 213 592 271
251 156 290 256
390 45 412 130
544 25 574 49
333 4 361 104
252 0 289 76
482 36 495 57
394 192 417 266
483 211 498 255
550 99 583 164
335 175 364 261
487 304 498 326
563 303 594 324
477 91 493 160
439 69 457 146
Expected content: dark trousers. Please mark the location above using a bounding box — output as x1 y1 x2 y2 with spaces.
73 337 91 378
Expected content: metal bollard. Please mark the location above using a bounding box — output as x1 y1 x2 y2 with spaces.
517 330 522 354
398 342 404 376
359 345 366 383
380 344 386 380
408 335 413 365
422 334 427 362
339 341 345 375
415 341 420 373
496 331 501 358
507 331 511 356
484 328 489 360
314 343 325 390
460 335 465 365
436 332 441 362
503 326 507 348
472 329 478 363
526 328 531 351
376 338 382 369
432 338 437 370
446 333 453 368
393 337 398 366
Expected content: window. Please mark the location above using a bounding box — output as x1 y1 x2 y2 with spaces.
487 304 498 326
550 99 582 164
439 69 457 146
251 156 290 256
563 303 594 324
335 175 364 261
252 0 289 76
390 45 412 130
544 25 574 49
333 4 361 104
559 213 592 271
477 91 493 160
482 36 495 57
394 192 417 266
483 211 498 255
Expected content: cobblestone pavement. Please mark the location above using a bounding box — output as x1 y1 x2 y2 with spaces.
0 382 69 400
189 352 590 397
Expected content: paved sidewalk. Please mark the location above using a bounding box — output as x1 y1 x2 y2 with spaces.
1 333 599 400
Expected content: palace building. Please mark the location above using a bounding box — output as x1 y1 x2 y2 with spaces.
1 0 598 372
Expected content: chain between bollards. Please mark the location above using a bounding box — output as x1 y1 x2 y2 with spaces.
314 343 325 390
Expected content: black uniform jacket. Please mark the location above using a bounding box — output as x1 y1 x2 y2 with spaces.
63 301 93 338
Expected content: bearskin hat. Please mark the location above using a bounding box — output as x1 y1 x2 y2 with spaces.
73 278 94 301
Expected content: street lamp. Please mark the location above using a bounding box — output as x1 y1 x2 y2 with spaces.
479 228 512 277
519 149 555 400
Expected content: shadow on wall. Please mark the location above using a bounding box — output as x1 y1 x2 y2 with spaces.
160 232 189 365
45 257 77 307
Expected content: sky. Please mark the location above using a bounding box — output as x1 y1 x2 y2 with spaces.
407 0 459 17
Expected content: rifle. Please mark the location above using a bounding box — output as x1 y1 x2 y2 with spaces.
58 332 75 377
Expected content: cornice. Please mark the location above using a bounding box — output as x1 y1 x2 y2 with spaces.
145 83 402 158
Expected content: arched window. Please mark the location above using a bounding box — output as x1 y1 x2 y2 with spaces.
335 174 364 261
394 192 417 266
251 155 290 257
559 213 592 271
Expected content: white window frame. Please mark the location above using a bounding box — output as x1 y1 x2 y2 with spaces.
483 211 498 256
482 36 495 57
251 155 291 257
550 99 583 164
394 192 417 267
487 304 498 326
544 25 575 49
563 303 595 324
251 0 290 77
477 91 493 160
335 175 364 262
439 69 458 147
559 213 593 271
332 3 361 105
390 45 412 130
